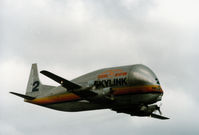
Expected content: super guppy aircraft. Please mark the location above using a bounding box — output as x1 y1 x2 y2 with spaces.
10 64 169 120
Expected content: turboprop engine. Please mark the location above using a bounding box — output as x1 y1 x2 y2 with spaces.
135 104 162 116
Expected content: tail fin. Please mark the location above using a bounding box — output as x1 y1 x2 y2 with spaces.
25 64 55 97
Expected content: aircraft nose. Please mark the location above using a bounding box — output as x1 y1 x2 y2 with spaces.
128 64 161 86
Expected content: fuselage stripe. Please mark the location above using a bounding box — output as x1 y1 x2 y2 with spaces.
26 85 163 105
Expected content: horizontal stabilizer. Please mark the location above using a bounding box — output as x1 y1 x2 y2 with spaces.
150 113 169 120
40 70 81 90
10 92 35 100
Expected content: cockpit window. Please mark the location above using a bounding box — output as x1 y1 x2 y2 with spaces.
155 78 160 85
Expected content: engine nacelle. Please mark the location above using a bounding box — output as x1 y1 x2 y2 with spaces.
135 105 159 116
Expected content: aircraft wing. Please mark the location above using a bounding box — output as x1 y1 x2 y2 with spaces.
40 70 113 103
40 70 99 98
150 113 169 120
112 108 169 120
40 70 81 90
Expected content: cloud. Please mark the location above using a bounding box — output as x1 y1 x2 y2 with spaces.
1 0 199 135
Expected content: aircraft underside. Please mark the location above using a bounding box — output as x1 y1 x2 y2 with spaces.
43 93 162 112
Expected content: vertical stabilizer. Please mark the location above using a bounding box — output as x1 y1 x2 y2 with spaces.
26 64 55 97
26 64 40 93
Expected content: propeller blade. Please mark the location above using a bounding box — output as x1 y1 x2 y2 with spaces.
155 104 162 115
158 108 162 115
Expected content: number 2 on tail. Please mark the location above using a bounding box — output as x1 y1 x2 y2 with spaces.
32 81 40 92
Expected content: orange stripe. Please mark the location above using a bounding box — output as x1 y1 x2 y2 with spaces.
113 85 163 95
26 85 163 105
27 93 80 105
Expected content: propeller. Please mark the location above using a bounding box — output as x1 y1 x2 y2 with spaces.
156 103 162 115
157 107 162 115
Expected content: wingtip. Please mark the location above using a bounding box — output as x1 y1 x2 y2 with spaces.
40 70 47 73
150 113 170 120
40 70 50 76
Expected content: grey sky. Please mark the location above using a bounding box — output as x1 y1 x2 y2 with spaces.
1 0 199 135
